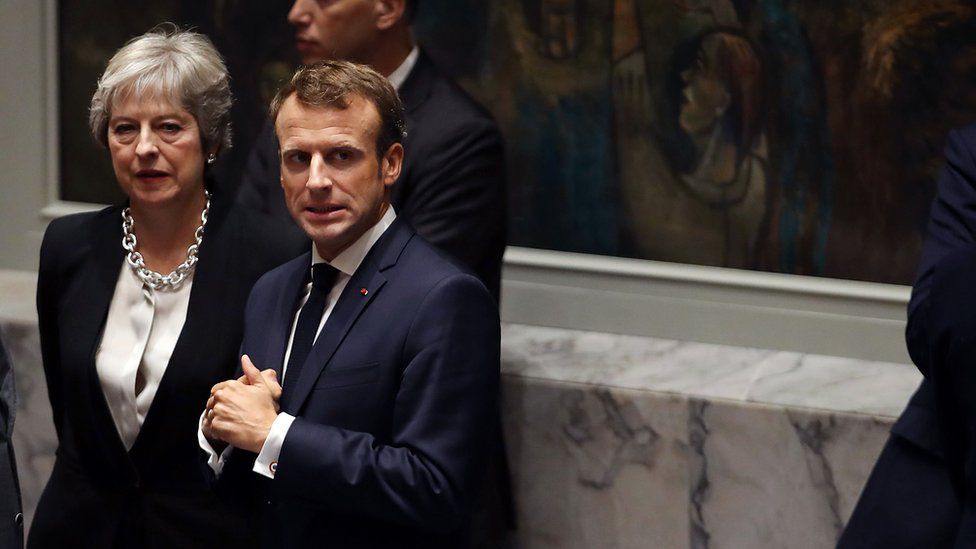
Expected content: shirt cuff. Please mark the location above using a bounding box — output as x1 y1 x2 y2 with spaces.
198 410 233 476
253 413 295 479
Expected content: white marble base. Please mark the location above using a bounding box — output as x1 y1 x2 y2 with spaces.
500 324 917 549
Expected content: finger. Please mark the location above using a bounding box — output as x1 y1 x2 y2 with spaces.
242 355 262 385
261 369 282 392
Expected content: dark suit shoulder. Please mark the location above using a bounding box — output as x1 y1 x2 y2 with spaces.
397 233 491 295
40 205 120 271
250 252 310 296
404 54 501 147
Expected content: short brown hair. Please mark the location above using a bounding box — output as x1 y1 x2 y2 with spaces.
270 60 406 158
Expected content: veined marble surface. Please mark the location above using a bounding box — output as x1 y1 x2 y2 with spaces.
501 324 921 418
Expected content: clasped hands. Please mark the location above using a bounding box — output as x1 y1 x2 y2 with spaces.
202 354 281 454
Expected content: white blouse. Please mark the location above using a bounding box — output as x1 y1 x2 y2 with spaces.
95 263 192 450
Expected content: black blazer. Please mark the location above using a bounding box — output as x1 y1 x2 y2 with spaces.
219 219 500 548
233 50 507 300
28 198 302 549
0 335 22 549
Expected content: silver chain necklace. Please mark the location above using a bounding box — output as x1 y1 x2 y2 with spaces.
121 190 210 292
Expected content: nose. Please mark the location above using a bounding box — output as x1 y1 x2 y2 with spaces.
135 127 158 158
306 154 332 191
287 0 310 26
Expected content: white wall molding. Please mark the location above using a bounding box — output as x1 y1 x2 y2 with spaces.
501 247 912 364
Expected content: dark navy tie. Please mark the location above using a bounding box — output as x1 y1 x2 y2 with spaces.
280 263 339 408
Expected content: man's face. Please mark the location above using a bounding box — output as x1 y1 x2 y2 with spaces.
276 94 403 260
288 0 380 65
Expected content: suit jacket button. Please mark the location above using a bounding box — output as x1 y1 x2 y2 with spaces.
14 513 22 526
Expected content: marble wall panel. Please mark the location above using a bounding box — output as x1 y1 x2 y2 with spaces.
689 399 891 549
503 378 691 548
0 321 55 531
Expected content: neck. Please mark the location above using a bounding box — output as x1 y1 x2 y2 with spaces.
690 124 738 183
364 28 414 77
128 189 208 273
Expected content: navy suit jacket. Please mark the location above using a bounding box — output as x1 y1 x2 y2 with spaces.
234 50 507 301
841 124 976 547
220 219 500 548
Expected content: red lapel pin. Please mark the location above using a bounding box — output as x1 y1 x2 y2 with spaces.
360 288 368 296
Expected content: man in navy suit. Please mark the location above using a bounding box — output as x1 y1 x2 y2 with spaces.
201 60 499 547
236 0 507 300
839 125 976 547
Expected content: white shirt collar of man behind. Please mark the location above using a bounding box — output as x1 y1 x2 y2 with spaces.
387 46 420 91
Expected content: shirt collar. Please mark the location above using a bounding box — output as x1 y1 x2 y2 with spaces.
387 46 420 90
311 206 397 277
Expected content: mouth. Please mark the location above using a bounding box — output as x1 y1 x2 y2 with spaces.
135 169 170 181
295 37 318 52
304 204 345 220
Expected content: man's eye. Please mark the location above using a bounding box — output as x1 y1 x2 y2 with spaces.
332 149 352 162
287 151 311 164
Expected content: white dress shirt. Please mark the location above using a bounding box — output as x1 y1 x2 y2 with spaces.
200 207 396 478
97 263 193 450
387 46 419 90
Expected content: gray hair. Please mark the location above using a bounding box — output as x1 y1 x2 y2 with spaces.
89 24 232 155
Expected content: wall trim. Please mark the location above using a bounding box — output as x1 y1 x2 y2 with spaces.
500 246 913 364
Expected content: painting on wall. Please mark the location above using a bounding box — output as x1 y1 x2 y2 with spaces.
58 0 976 285
422 0 976 284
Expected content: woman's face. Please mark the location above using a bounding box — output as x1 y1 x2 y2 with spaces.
679 36 730 137
107 93 207 209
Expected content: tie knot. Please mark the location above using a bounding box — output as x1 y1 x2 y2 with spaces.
311 263 339 290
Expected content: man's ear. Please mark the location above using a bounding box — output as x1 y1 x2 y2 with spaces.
374 0 406 31
382 142 404 186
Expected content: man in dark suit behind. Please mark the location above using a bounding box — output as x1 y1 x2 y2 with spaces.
0 334 23 549
236 0 506 300
201 61 499 547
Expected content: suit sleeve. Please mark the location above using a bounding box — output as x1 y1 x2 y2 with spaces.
906 128 976 375
272 274 500 533
400 118 506 275
235 121 281 215
36 220 66 442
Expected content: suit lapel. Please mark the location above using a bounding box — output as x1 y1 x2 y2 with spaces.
269 254 312 378
284 221 414 414
73 206 137 478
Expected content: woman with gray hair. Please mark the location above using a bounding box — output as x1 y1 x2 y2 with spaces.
29 25 300 548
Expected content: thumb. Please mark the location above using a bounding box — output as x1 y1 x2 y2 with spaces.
241 354 263 385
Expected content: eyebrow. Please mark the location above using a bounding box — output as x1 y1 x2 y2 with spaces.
108 112 191 123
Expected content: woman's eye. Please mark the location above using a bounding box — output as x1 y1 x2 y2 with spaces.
113 124 135 135
160 122 182 133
